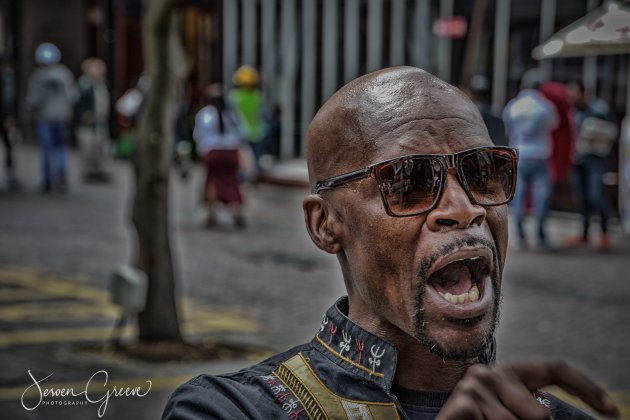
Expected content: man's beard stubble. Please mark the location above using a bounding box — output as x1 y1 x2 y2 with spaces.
412 237 502 361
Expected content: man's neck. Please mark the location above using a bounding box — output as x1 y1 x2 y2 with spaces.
347 303 475 390
393 336 473 390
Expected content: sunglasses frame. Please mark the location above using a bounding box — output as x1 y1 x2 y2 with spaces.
313 146 519 217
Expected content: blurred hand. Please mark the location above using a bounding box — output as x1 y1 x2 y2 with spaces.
436 361 619 420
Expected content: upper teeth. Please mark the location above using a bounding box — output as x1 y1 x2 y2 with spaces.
438 285 480 304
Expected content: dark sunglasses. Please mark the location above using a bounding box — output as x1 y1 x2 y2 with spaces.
313 146 519 217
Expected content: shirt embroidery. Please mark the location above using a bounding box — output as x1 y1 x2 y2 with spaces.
260 373 309 419
314 298 395 381
273 353 400 420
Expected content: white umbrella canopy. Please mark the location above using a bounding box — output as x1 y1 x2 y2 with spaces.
533 0 630 59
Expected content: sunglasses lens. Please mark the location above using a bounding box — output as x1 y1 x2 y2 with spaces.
377 158 442 215
374 149 516 216
460 150 515 205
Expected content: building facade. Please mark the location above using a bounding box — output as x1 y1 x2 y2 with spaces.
221 0 628 159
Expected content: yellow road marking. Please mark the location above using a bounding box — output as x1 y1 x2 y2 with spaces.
0 302 257 331
0 266 253 320
0 327 135 347
183 316 258 333
0 269 110 302
0 265 259 346
0 302 119 321
0 314 258 346
0 289 61 302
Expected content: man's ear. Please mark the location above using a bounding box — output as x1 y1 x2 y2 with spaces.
303 194 342 254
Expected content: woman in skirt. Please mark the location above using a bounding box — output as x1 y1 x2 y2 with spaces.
193 84 245 228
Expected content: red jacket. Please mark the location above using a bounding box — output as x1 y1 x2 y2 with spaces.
540 82 576 181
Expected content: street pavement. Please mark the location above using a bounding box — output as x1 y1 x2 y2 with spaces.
1 144 629 419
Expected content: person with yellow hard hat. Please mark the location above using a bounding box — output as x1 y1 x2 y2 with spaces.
228 66 267 178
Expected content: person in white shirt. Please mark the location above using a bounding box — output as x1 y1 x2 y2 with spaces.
193 84 246 228
503 69 558 249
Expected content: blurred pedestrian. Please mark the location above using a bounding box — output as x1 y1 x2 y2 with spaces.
26 43 76 192
0 56 19 191
228 65 267 177
469 74 508 146
75 57 110 183
263 104 282 156
193 84 245 228
114 73 149 159
540 81 576 184
503 69 558 249
565 80 618 250
173 70 195 181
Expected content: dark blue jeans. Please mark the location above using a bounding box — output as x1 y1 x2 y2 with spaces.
37 121 70 187
248 139 267 171
572 155 609 238
512 158 551 243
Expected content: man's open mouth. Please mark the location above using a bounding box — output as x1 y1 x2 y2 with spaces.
427 253 491 306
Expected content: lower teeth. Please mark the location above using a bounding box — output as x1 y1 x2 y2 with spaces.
439 285 480 304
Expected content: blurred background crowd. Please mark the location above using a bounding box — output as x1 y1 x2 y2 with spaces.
1 0 629 236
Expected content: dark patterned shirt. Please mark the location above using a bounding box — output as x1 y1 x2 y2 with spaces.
162 297 593 419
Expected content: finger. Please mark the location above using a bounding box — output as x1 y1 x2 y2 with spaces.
468 364 550 420
476 386 524 420
510 361 619 417
436 393 485 420
490 366 551 419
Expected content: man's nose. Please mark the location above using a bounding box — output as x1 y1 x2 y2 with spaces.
425 171 486 230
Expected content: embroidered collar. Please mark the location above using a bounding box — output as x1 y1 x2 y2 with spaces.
311 296 496 391
311 297 398 390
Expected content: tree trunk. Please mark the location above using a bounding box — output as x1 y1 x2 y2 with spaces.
132 0 184 342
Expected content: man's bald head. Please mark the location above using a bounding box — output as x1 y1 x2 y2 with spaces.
305 67 486 189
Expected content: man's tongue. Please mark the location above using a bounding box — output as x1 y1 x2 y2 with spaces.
430 261 473 295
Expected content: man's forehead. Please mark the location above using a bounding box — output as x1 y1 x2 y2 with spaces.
306 67 486 179
360 67 456 103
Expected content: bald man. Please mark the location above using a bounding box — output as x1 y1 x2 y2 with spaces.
163 68 618 419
